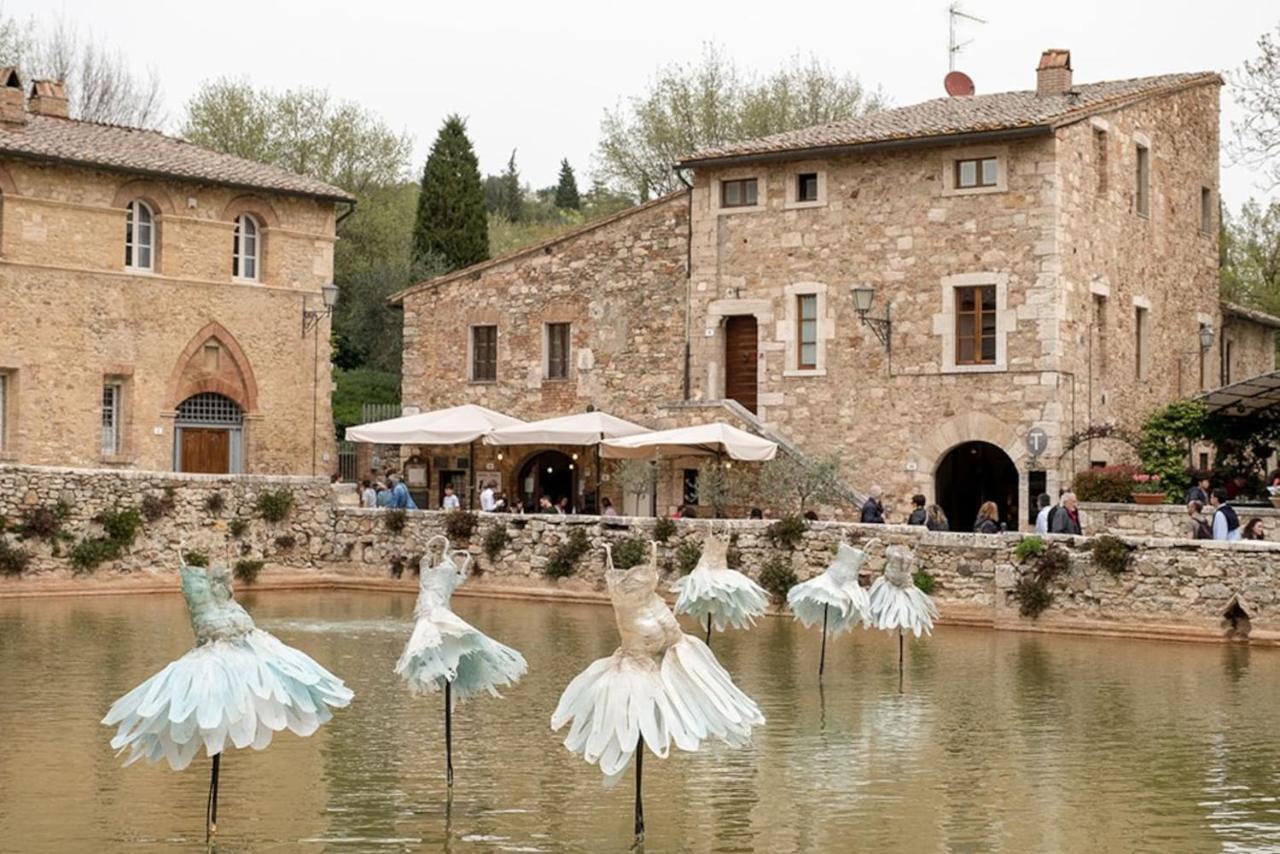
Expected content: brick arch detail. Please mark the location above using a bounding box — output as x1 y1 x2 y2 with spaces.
920 411 1025 476
221 194 280 228
111 179 177 215
166 322 259 413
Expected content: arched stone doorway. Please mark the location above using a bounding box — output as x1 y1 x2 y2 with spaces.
935 441 1019 533
174 392 244 473
516 450 577 511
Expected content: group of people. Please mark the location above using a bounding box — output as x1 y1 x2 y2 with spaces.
1184 475 1265 541
359 472 417 510
858 487 951 531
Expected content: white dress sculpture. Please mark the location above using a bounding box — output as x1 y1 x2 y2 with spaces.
102 554 353 840
671 534 769 644
395 535 527 785
786 541 872 675
866 544 939 687
552 543 764 842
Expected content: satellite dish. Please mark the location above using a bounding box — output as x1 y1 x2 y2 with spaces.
945 71 975 97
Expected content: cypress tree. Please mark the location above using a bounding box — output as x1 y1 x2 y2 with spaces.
412 114 489 272
554 158 580 210
500 150 522 222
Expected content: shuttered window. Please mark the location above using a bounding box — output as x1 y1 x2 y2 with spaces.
101 383 122 456
471 325 497 382
546 323 571 380
955 286 997 365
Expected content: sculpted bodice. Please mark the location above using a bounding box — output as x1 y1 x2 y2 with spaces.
883 545 915 589
828 542 870 586
606 547 683 657
182 564 255 644
414 538 471 616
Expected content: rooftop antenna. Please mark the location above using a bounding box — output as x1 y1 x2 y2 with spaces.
948 2 987 71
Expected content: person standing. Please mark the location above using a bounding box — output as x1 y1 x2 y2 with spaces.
1185 475 1210 505
906 494 927 526
1033 493 1053 534
861 486 886 524
1050 492 1082 535
600 497 618 517
375 480 394 508
973 501 1001 534
388 473 418 510
1210 488 1241 541
360 479 377 509
479 481 504 512
441 485 460 511
925 504 949 532
1186 501 1212 539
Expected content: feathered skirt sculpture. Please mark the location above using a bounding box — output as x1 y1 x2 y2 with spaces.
866 544 939 689
552 543 764 843
394 535 527 785
787 541 872 676
671 533 768 645
102 552 353 840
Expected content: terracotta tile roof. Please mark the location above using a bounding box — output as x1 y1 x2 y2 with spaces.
0 114 355 202
680 72 1221 165
1222 301 1280 330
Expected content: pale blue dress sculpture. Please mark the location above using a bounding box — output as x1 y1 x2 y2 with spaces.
394 535 527 784
102 556 352 838
670 534 768 643
787 542 872 675
553 543 764 842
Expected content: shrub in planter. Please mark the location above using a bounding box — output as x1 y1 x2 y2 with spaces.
611 538 648 570
0 539 32 576
766 514 808 549
483 525 509 562
385 509 407 534
255 489 295 523
545 528 591 579
1090 534 1132 575
653 517 677 543
758 556 797 603
675 541 701 575
444 510 479 540
233 559 264 585
227 518 249 538
1072 465 1139 504
204 492 227 515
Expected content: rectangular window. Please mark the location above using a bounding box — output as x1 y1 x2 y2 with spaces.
470 325 497 382
955 285 997 365
1093 129 1108 196
955 157 998 189
1201 187 1213 233
1134 306 1149 379
797 173 819 203
1225 340 1234 385
1136 144 1150 217
720 178 758 208
1199 452 1209 471
101 382 122 456
0 373 7 451
797 294 818 369
545 322 571 380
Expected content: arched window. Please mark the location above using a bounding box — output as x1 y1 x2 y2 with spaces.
124 200 154 271
232 214 260 281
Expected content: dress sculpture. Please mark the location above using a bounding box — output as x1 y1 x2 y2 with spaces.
102 554 353 840
786 541 872 675
671 533 769 644
866 544 939 687
394 535 527 785
552 543 765 842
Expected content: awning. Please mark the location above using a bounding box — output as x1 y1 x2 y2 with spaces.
600 422 779 461
344 404 524 445
1197 370 1280 417
484 411 650 446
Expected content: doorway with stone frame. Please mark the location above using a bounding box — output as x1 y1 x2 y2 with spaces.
723 315 759 414
935 441 1019 533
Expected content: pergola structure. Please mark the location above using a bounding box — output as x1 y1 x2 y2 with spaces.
1197 370 1280 417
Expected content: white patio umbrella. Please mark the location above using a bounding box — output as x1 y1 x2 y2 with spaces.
599 422 779 461
345 404 524 508
484 411 650 513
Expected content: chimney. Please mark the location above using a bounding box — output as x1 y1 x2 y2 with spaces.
0 68 24 126
1036 49 1072 96
28 79 69 119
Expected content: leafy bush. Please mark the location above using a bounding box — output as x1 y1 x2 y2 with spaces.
140 488 176 522
1072 465 1140 503
675 541 701 575
758 556 797 603
183 551 209 567
274 534 297 551
1138 399 1207 497
19 502 70 541
766 515 808 549
0 539 31 576
385 509 407 534
913 568 937 595
653 517 677 543
96 507 142 551
545 528 591 579
611 538 648 570
483 525 509 562
69 538 121 574
1014 536 1045 562
1012 544 1070 618
444 510 478 540
255 489 295 523
227 518 249 538
233 559 264 585
204 492 226 515
1091 534 1132 575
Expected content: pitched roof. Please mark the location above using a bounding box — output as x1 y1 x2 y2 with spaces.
1223 301 1280 330
0 114 355 202
389 191 688 304
679 72 1220 166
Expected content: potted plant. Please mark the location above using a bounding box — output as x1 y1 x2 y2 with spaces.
1130 473 1167 505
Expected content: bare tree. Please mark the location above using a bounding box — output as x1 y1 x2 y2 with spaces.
1230 23 1280 190
29 17 164 127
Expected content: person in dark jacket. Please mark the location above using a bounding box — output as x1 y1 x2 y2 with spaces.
1185 475 1210 505
925 504 949 531
860 486 886 524
1050 492 1083 535
973 501 1001 534
906 494 928 526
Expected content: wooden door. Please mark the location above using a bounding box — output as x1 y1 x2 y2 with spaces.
181 428 230 474
724 315 759 413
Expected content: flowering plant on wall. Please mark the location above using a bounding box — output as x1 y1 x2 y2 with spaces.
1130 473 1165 494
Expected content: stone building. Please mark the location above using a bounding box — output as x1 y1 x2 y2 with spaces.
396 51 1278 527
0 71 352 475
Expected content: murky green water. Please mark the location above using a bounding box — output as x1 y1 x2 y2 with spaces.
1 590 1279 853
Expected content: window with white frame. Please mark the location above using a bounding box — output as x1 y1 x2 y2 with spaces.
101 382 122 456
955 157 998 189
720 178 758 208
797 294 818 369
232 214 260 280
124 200 154 271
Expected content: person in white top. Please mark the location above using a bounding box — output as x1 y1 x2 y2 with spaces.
1210 488 1242 541
441 485 461 511
360 479 377 509
1033 493 1052 534
479 481 505 512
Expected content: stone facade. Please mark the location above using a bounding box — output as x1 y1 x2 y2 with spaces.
1078 501 1280 539
0 123 341 475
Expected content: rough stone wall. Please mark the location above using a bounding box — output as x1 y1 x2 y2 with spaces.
1221 312 1276 384
0 159 337 474
1078 501 1280 538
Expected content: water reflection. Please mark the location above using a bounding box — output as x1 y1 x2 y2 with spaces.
1 591 1279 852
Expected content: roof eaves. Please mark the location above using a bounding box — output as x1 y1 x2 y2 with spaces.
1222 301 1280 330
1045 72 1223 131
389 190 689 304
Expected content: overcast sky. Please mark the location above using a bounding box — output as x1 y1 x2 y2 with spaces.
7 0 1279 206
